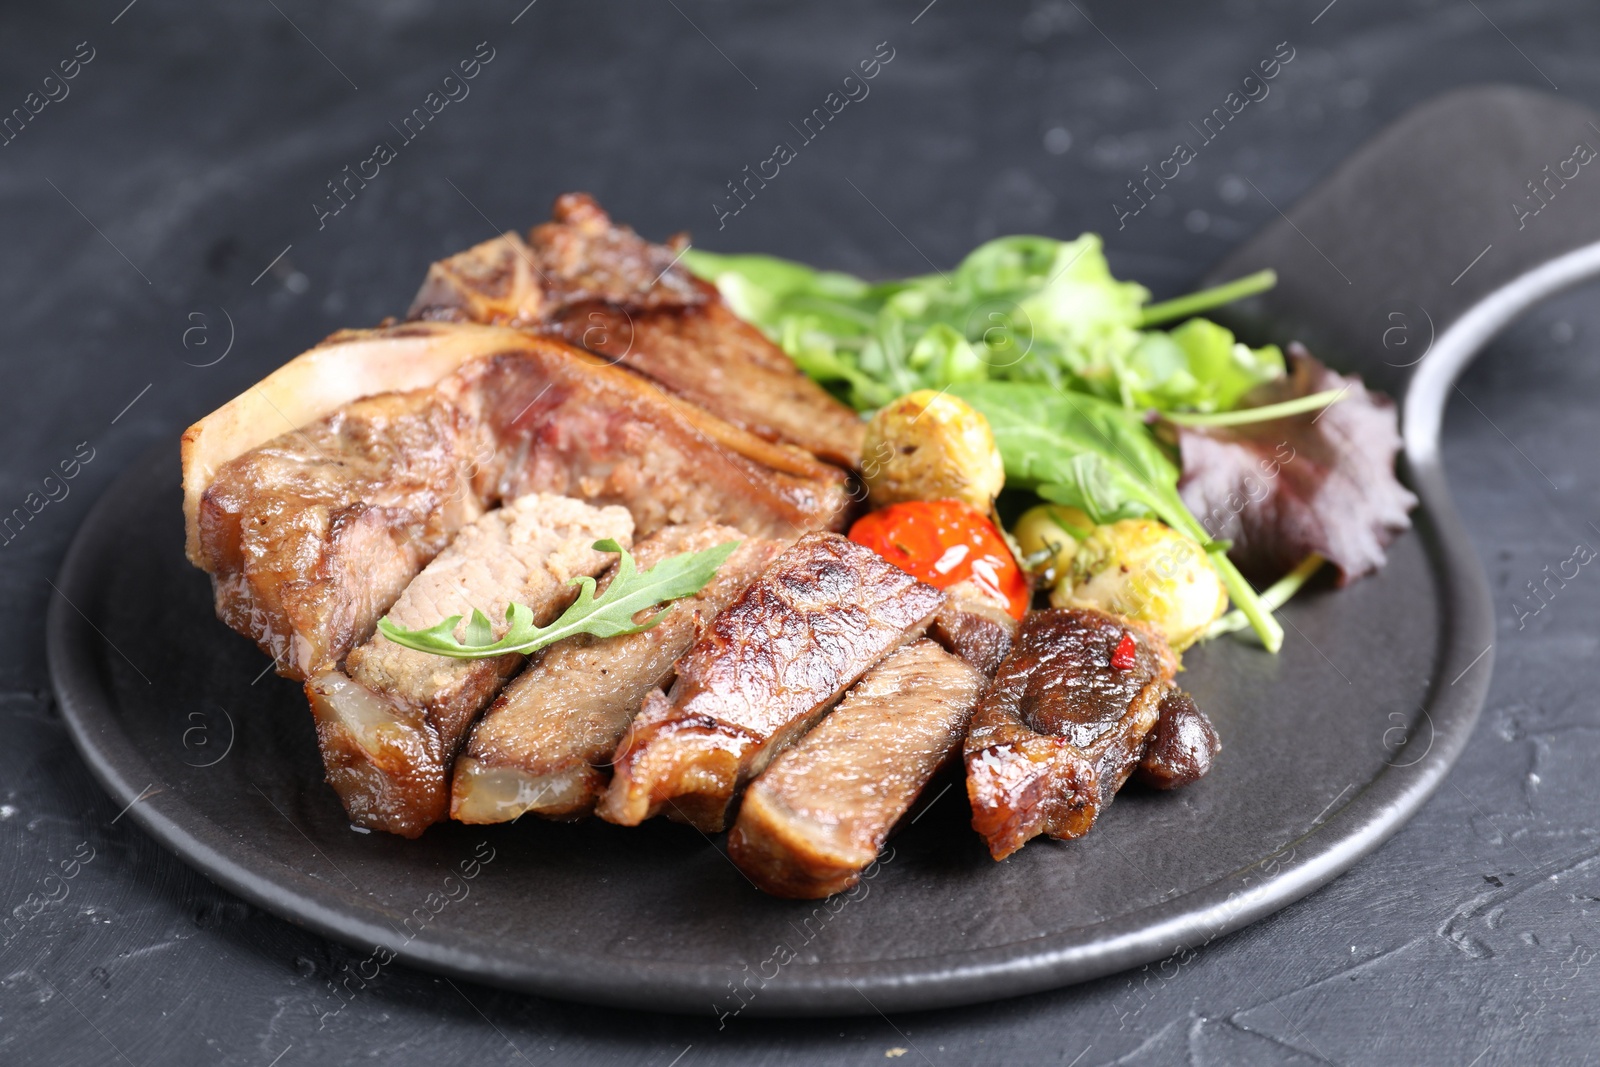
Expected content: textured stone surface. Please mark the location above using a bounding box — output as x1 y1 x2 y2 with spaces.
4 0 1599 1063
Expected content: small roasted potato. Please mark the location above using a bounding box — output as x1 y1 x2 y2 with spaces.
1053 518 1227 650
1012 504 1091 583
861 390 1004 511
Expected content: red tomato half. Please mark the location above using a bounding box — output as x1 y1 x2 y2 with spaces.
848 499 1030 620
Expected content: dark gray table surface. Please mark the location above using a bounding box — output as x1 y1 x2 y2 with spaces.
4 1 1598 1063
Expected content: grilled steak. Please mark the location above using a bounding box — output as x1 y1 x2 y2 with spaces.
728 640 985 898
548 300 865 468
1134 689 1221 790
307 494 632 837
195 325 848 680
199 387 492 680
928 586 1019 676
407 192 704 325
598 532 947 832
451 523 781 823
181 321 532 571
406 193 864 467
965 608 1176 860
458 341 848 540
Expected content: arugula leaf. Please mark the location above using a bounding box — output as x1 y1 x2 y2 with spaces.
376 538 740 660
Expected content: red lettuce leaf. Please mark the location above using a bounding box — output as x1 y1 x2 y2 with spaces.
1175 345 1417 586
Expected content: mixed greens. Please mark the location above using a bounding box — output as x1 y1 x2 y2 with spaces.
686 236 1312 652
682 237 1280 414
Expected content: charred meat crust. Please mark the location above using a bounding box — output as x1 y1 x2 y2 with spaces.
546 300 865 468
728 640 986 898
406 230 549 329
598 532 948 833
451 524 781 824
965 608 1176 861
458 346 849 540
197 328 848 681
404 193 864 468
406 192 704 326
928 591 1018 677
1135 689 1221 790
200 388 491 680
306 494 632 838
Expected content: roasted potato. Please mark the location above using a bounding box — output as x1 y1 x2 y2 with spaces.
1053 518 1227 650
861 390 1004 511
1012 504 1091 584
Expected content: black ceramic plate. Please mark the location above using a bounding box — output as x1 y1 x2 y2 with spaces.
47 87 1600 1016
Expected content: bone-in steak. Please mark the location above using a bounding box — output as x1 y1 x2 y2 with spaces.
729 639 985 898
195 325 848 681
598 532 947 833
965 607 1176 860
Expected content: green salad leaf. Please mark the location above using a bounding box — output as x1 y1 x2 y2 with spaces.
376 538 739 660
952 383 1284 651
683 238 1280 414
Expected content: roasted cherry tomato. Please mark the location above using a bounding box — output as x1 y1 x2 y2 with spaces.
848 499 1031 619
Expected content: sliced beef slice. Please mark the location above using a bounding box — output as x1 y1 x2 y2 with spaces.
598 532 947 833
728 640 985 898
928 587 1019 677
199 387 491 680
548 300 865 468
451 523 781 823
458 342 850 541
306 494 632 837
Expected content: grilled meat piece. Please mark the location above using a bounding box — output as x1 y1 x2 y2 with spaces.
199 387 492 680
451 524 781 824
1134 689 1221 790
407 231 549 328
529 192 705 312
459 341 848 540
307 494 632 838
407 192 703 325
928 586 1018 677
181 322 530 570
193 324 848 680
965 608 1176 860
405 193 863 467
598 532 947 832
548 300 865 468
728 640 985 898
